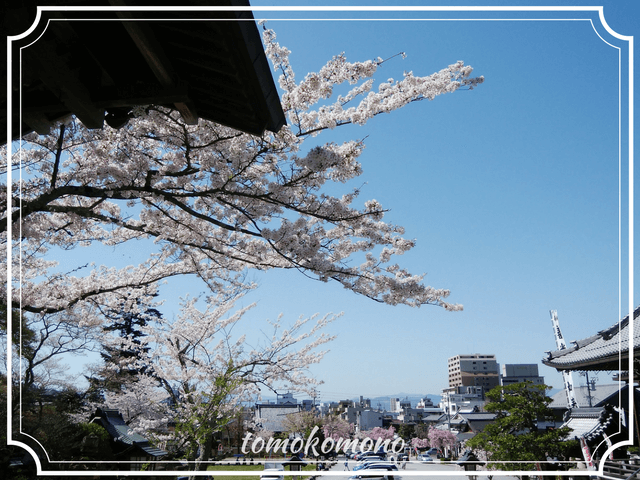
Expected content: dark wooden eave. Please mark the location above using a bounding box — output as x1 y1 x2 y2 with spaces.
3 1 286 142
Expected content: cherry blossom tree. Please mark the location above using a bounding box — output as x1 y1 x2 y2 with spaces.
411 437 430 450
284 410 323 437
428 427 457 453
367 426 396 441
3 23 483 471
4 27 482 326
322 414 354 441
87 288 338 472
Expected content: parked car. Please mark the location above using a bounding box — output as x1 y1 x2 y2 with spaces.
353 458 381 470
357 451 378 459
353 460 395 471
426 448 439 456
349 463 398 480
363 463 398 471
354 452 373 461
262 462 285 480
358 451 385 461
349 476 396 480
418 453 433 463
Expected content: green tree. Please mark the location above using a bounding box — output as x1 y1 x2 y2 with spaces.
466 382 571 473
398 423 415 440
1 305 94 470
88 294 161 398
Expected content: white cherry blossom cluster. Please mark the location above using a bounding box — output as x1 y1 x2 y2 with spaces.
263 26 482 138
2 24 485 402
1 24 487 467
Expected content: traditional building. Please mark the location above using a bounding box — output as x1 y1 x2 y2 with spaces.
542 306 640 377
456 411 497 434
89 408 167 470
5 0 286 142
541 306 640 474
549 383 621 410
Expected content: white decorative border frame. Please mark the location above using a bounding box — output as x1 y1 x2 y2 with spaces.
5 5 633 477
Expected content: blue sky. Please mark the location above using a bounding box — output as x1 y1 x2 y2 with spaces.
16 2 638 405
199 2 639 402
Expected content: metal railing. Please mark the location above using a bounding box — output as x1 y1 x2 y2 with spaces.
602 460 640 479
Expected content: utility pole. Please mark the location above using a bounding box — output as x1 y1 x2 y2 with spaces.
579 373 598 407
447 391 452 431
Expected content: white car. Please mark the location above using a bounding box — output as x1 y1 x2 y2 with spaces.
349 463 399 480
353 461 396 471
418 454 434 463
262 462 284 480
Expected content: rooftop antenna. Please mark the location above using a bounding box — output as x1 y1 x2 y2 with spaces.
550 310 579 408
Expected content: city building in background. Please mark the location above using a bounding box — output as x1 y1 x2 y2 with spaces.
500 364 545 386
448 354 501 390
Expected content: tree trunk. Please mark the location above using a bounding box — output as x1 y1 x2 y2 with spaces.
190 435 213 480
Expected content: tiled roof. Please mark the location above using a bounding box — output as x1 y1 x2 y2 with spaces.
457 432 475 442
422 414 446 422
95 408 167 458
542 306 640 371
448 418 466 426
457 412 497 421
562 407 616 442
549 384 621 409
455 412 497 433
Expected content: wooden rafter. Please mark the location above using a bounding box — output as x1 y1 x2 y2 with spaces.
113 4 199 125
23 39 105 129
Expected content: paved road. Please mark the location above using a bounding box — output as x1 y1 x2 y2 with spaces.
325 458 519 480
